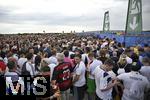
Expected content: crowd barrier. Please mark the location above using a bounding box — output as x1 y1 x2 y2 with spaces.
77 32 150 47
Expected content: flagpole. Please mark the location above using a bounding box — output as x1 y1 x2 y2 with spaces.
103 12 106 33
125 0 131 47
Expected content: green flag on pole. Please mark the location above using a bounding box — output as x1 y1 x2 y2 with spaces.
103 11 110 32
126 0 142 34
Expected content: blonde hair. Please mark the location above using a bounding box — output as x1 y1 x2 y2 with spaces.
118 54 127 64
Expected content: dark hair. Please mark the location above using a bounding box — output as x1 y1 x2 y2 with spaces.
85 47 91 53
131 62 141 71
142 57 150 65
138 47 144 52
131 53 139 62
35 55 41 71
99 49 106 57
104 58 115 66
70 54 75 59
124 48 131 53
64 50 69 57
144 44 148 47
28 47 34 51
19 50 26 57
88 52 95 57
26 53 33 60
74 54 82 59
7 61 16 70
51 49 57 55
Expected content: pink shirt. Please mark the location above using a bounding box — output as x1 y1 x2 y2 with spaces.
64 57 74 67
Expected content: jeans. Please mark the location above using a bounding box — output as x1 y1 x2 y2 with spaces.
61 89 70 100
95 95 103 100
73 85 86 100
87 92 95 100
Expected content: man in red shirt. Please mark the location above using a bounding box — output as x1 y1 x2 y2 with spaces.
52 53 73 100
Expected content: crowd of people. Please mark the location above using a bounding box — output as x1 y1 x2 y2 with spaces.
0 33 149 100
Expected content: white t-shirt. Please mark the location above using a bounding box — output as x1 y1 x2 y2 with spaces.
49 56 58 65
82 53 90 64
4 57 8 64
117 72 149 100
26 62 36 76
101 42 108 48
126 56 133 64
108 70 116 78
89 59 102 79
140 66 150 82
48 63 57 81
33 54 37 63
73 61 86 87
93 66 113 100
18 57 27 69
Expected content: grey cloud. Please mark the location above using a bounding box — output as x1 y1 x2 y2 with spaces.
0 0 149 32
0 5 100 27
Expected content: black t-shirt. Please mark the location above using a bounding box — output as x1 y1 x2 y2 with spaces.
112 63 131 75
0 75 5 96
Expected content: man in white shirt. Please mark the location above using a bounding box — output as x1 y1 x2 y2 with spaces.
117 62 150 100
17 51 27 74
49 49 58 65
47 58 57 81
81 47 91 66
140 57 150 82
140 57 150 100
93 59 119 100
73 54 86 100
87 52 102 100
21 53 35 77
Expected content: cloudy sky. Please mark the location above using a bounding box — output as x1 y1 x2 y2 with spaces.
0 0 150 34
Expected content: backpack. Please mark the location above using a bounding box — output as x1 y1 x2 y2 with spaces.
21 62 30 76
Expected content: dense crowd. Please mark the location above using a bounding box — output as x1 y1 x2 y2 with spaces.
0 33 149 100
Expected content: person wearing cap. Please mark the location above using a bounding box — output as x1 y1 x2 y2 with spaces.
52 53 72 100
117 62 150 100
93 58 119 100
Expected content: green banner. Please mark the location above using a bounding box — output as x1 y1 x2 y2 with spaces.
103 11 110 32
126 0 142 34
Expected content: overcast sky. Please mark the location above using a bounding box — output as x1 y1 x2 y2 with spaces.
0 0 149 34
